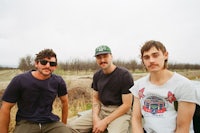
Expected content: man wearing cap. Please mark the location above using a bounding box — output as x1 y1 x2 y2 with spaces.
68 45 134 133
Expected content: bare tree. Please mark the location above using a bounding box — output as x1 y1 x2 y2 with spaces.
18 55 34 71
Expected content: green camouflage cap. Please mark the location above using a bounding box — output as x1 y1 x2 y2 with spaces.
94 45 112 56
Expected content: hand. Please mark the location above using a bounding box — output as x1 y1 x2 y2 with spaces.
92 119 108 133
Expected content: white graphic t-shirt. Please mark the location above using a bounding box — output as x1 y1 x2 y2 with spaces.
130 72 198 133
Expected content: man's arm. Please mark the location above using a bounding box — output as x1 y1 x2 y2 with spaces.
175 101 195 133
103 93 133 124
131 96 144 133
0 101 15 133
59 94 69 124
92 90 101 123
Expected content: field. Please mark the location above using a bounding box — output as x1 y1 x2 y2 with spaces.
0 69 200 132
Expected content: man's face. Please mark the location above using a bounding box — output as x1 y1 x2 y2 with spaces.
142 47 168 72
35 57 57 77
95 53 112 70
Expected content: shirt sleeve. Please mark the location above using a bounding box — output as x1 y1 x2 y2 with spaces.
57 76 68 97
174 78 199 104
2 76 21 103
129 80 139 98
121 71 134 94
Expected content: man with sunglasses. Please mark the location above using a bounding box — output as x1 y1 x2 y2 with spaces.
0 49 72 133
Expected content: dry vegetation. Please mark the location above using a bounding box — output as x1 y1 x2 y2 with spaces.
0 69 200 132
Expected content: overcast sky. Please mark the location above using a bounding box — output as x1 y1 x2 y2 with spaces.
0 0 200 67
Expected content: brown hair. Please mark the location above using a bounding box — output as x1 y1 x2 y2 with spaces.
140 40 168 68
35 49 57 62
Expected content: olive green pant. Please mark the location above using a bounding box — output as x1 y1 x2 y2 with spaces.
68 105 131 133
14 120 72 133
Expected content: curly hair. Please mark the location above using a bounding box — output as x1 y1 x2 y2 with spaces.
35 49 57 62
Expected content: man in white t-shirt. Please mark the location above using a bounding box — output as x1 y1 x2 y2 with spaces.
130 40 199 133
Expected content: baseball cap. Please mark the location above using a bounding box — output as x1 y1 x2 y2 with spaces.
94 45 112 56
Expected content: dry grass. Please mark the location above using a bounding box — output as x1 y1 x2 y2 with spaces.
0 69 200 132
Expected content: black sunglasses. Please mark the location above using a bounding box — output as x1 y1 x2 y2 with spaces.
39 60 57 66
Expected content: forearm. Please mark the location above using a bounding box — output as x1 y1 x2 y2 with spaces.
61 102 68 124
92 90 101 121
131 96 144 133
132 116 144 133
104 103 131 124
60 95 69 124
104 94 132 124
92 102 101 121
0 109 10 133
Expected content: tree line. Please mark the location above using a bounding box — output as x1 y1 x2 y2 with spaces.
12 55 200 72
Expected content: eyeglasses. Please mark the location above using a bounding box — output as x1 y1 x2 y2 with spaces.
39 60 57 66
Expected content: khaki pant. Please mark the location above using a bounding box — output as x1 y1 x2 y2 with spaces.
68 105 131 133
14 120 72 133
